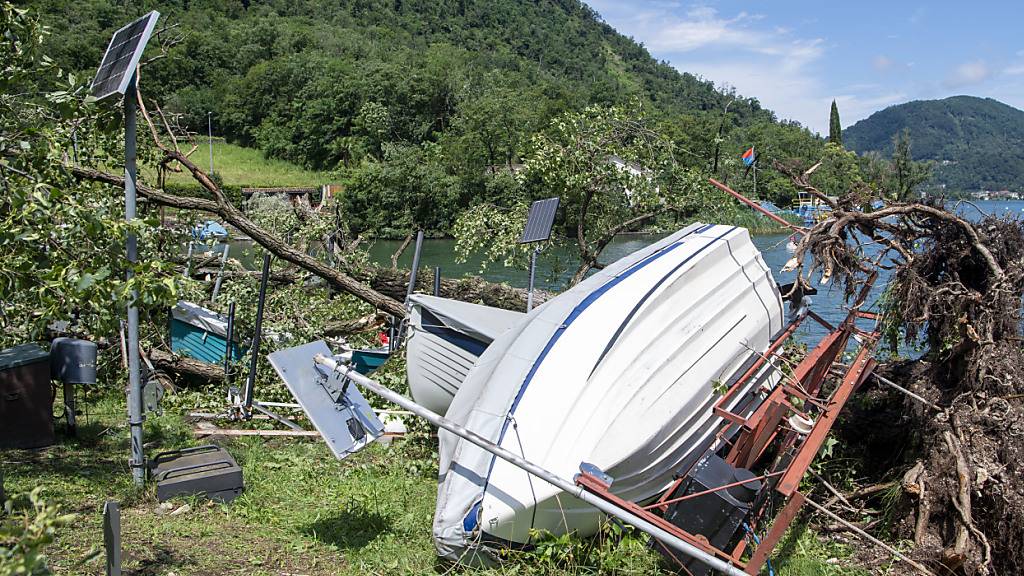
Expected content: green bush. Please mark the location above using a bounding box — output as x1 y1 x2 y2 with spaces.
0 488 74 576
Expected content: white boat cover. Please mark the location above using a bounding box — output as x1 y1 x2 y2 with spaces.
408 295 525 344
172 301 229 338
406 295 525 415
432 223 784 562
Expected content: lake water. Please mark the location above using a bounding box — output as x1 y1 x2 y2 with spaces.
363 199 1024 346
365 231 851 344
217 199 1024 346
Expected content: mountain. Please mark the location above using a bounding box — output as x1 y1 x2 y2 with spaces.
23 0 824 231
26 0 778 168
844 96 1024 192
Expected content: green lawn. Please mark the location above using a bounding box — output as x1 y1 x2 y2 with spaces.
151 140 332 188
4 381 870 576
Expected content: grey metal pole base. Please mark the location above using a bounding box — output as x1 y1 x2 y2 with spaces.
124 77 145 486
62 381 77 436
526 247 539 312
103 501 122 576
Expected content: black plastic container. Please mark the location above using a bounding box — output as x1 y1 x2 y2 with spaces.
50 337 98 384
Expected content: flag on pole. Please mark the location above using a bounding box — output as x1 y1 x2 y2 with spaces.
741 146 756 166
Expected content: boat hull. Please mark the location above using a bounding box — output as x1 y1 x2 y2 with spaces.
406 295 525 415
433 224 784 561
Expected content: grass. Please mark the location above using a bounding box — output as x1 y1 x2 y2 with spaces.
4 383 870 576
149 139 332 188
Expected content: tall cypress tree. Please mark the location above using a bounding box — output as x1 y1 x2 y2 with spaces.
829 100 843 146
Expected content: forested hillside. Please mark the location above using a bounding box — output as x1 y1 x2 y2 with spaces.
27 0 826 233
844 96 1024 192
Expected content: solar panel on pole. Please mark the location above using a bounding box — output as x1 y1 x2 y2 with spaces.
519 197 560 244
91 11 161 101
91 10 161 486
519 197 559 312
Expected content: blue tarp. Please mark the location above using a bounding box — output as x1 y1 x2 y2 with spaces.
193 220 228 240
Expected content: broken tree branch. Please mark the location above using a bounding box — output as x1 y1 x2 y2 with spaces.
70 164 406 318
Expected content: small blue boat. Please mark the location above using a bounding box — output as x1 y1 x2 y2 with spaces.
351 348 390 375
170 301 244 364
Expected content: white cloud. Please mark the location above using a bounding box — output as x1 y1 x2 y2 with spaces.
945 60 991 87
585 2 915 132
872 55 893 72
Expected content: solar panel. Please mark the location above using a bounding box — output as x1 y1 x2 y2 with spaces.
91 11 161 101
268 340 384 460
519 197 560 244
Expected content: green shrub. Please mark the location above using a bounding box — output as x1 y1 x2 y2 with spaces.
0 488 74 576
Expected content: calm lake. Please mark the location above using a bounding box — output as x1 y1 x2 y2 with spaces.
364 199 1024 345
218 199 1024 345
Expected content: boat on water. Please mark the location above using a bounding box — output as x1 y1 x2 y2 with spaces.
406 294 526 415
433 222 785 562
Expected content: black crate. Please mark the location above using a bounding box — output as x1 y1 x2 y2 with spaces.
659 453 762 576
150 445 244 503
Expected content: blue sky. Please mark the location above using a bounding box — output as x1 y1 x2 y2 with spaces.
586 1 1024 133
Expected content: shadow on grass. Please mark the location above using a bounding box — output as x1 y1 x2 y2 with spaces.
128 544 192 576
302 506 392 550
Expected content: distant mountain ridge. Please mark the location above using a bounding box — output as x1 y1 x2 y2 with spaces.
844 96 1024 192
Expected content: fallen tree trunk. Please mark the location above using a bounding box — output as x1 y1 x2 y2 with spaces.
148 347 225 382
352 265 551 311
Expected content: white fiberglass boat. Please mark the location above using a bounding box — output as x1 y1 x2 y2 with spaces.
406 294 525 415
432 223 785 562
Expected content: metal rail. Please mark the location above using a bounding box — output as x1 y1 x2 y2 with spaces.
311 354 749 576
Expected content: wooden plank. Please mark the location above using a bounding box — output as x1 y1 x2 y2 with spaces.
194 428 320 437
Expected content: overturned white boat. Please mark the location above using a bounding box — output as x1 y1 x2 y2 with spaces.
406 294 525 415
433 223 785 562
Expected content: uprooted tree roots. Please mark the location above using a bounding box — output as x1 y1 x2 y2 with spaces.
786 178 1024 574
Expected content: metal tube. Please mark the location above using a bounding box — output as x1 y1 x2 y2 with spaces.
224 301 235 384
526 246 538 312
872 373 941 411
183 242 193 278
211 243 229 302
243 254 271 413
405 230 424 302
311 354 748 576
709 178 805 234
433 266 441 296
62 381 77 436
124 78 145 486
208 112 214 175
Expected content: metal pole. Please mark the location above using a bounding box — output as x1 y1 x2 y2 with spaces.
243 253 271 414
124 76 145 486
433 266 441 296
224 301 235 384
211 243 229 302
183 241 193 278
405 230 424 302
312 354 748 576
103 501 122 576
208 111 214 175
526 246 538 312
62 381 77 436
752 145 757 198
